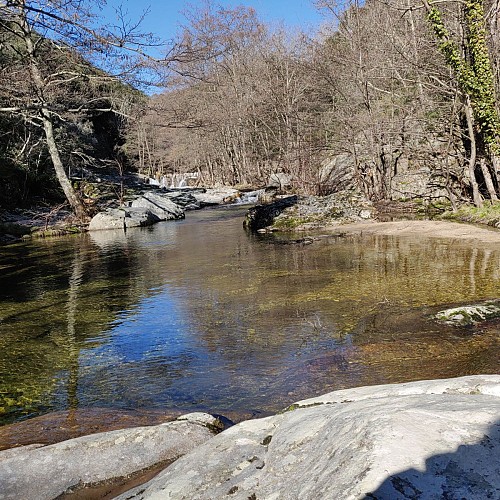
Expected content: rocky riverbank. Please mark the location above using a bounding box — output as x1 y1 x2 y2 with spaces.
245 189 375 233
0 181 242 243
0 376 498 499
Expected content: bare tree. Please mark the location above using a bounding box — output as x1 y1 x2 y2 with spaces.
0 0 157 220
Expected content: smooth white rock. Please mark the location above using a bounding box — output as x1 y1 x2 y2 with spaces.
192 188 240 205
0 414 219 500
119 375 500 500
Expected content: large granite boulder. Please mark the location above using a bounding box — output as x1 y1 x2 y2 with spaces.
88 207 160 231
192 188 240 206
88 192 185 232
131 192 185 220
161 190 201 210
243 195 299 231
0 413 222 500
268 172 292 190
119 376 500 499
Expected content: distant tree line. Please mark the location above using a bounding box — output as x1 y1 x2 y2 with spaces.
1 0 500 216
130 0 500 207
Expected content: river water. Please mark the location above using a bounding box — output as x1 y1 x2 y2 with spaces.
0 207 499 434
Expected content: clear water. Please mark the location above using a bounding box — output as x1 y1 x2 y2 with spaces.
1 207 499 427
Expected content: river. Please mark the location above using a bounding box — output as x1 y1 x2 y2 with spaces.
0 207 499 439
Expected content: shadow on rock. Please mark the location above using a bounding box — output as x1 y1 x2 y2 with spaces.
243 195 299 231
365 419 500 500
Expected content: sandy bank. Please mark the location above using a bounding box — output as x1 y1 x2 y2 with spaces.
326 219 500 244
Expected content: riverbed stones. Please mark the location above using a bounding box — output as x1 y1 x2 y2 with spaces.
0 413 221 500
119 375 500 500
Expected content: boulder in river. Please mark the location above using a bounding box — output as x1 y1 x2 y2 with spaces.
0 412 223 500
192 187 241 206
131 192 185 220
118 375 500 500
245 189 374 232
88 207 160 231
160 190 201 210
244 195 299 231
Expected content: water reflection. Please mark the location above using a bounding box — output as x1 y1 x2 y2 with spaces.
0 208 499 427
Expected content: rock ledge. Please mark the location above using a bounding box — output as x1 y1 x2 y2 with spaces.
121 375 500 500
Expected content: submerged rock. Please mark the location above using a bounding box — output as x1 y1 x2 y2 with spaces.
0 413 222 500
435 300 500 326
119 375 500 500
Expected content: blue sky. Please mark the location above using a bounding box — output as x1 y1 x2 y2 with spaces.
104 0 324 42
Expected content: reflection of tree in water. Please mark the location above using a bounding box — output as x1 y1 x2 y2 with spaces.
2 211 500 422
0 234 162 423
174 230 500 400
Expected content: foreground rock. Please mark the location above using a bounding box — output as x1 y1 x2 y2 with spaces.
120 375 500 499
0 413 222 500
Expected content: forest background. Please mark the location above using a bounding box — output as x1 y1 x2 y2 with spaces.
1 0 500 220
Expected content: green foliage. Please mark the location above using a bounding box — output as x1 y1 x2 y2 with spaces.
427 2 500 153
441 201 500 226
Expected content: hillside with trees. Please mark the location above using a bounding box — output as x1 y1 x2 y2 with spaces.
1 0 500 221
130 0 500 209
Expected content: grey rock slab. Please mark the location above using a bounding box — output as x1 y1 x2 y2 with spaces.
119 376 500 500
161 191 201 210
293 374 500 407
124 207 161 228
88 208 159 231
0 413 219 500
131 192 185 220
268 172 292 189
192 188 240 206
88 208 127 231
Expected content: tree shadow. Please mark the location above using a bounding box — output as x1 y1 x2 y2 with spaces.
365 419 500 499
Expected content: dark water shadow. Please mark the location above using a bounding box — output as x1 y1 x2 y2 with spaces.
364 419 500 499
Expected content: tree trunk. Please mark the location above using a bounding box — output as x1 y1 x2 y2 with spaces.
19 6 87 221
41 110 87 221
465 98 483 207
479 158 498 201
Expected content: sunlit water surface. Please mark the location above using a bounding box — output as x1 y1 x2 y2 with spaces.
1 207 499 433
